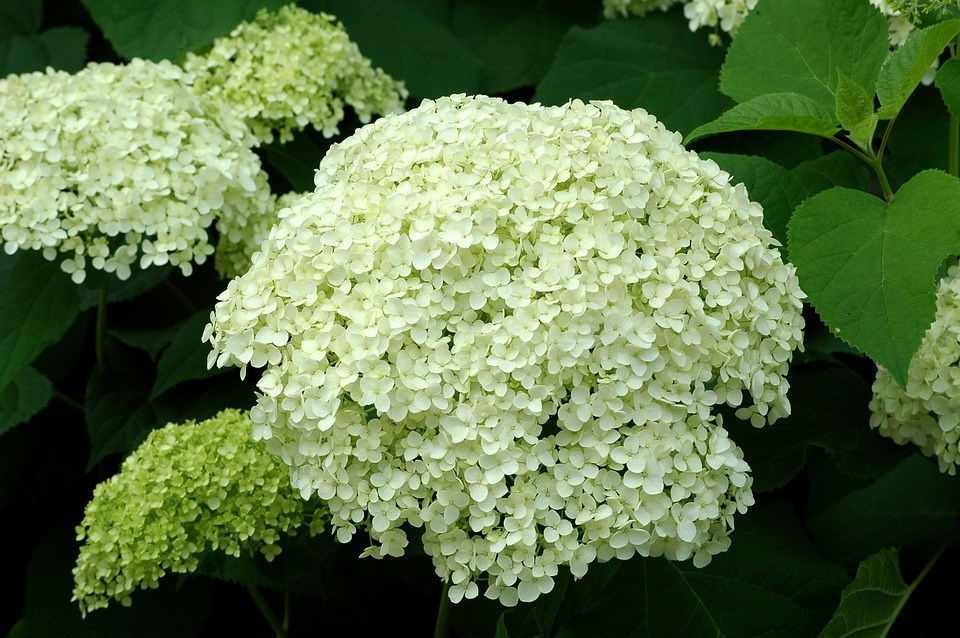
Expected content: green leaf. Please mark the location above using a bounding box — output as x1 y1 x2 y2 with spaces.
0 253 80 396
302 0 483 98
806 453 960 566
700 152 806 246
0 0 41 39
788 171 960 386
23 523 213 637
108 326 179 361
935 56 960 119
534 13 732 135
722 368 905 493
260 134 329 193
0 367 52 437
886 86 950 187
834 70 878 148
80 0 285 61
720 0 890 111
549 500 849 637
449 0 598 94
85 340 182 469
150 309 229 400
685 93 841 144
876 20 960 118
820 549 913 638
0 27 89 76
791 152 871 196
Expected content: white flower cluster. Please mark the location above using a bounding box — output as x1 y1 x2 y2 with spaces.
216 190 308 279
205 95 805 606
0 59 271 283
870 266 960 474
183 4 407 145
603 0 914 46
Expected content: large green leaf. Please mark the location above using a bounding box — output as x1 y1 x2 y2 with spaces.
788 171 960 386
303 0 483 98
722 368 904 493
0 367 52 437
720 0 889 111
700 152 806 246
791 152 871 196
806 453 960 566
820 549 913 638
514 500 850 638
0 253 80 395
81 0 284 61
876 20 960 118
934 56 960 119
534 12 731 135
685 93 840 145
449 0 598 94
150 309 230 400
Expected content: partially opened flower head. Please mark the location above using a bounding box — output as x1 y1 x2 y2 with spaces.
870 265 960 474
184 4 407 145
73 409 325 615
205 94 804 605
0 59 271 283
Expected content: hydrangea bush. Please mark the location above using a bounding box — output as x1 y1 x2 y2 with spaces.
205 94 804 605
72 409 326 615
0 59 271 283
183 4 407 145
5 0 960 635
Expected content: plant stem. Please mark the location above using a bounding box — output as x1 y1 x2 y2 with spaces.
433 581 452 638
871 157 895 202
247 583 289 638
950 116 959 178
95 285 108 366
282 586 291 634
877 117 896 162
52 388 84 413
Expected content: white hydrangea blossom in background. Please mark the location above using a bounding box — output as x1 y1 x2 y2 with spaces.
216 190 309 279
870 266 960 474
205 95 805 606
183 4 407 145
603 0 916 47
0 59 271 283
73 410 326 615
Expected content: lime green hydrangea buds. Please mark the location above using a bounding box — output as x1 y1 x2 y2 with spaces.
72 409 325 615
184 4 407 145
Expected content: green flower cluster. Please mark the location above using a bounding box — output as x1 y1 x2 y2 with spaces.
73 409 325 615
184 4 407 145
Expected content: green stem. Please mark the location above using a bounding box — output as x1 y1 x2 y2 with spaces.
282 586 291 633
52 388 84 413
887 517 960 637
871 157 895 202
950 116 959 178
828 136 873 165
877 117 896 162
247 583 289 638
433 581 452 638
95 285 108 366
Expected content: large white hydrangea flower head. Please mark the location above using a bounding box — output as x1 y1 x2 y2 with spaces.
870 266 960 474
183 4 408 145
0 59 272 283
73 410 326 615
205 94 805 606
